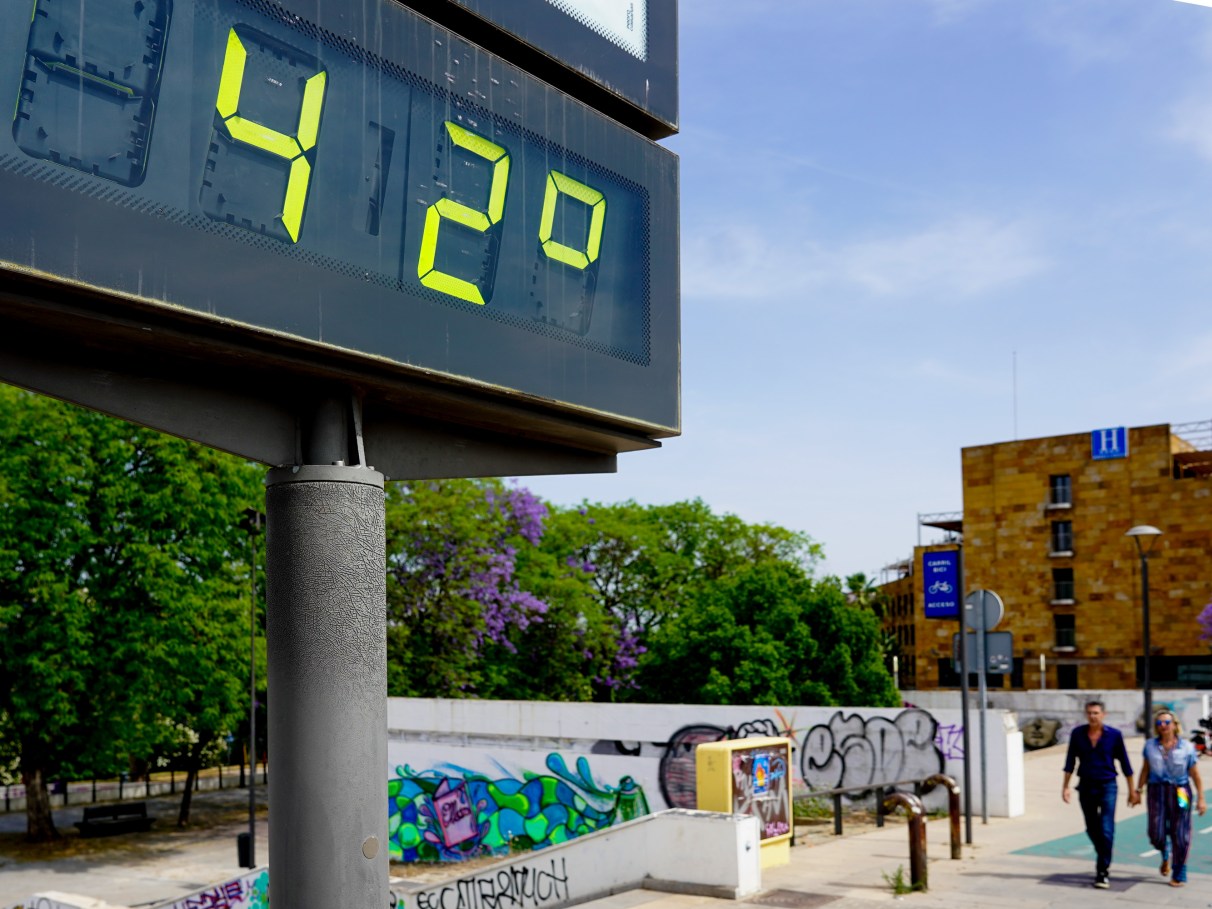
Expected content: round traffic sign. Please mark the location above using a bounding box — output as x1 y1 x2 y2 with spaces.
964 589 1005 631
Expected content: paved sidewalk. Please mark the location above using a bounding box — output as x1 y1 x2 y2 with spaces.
583 736 1212 909
0 786 269 907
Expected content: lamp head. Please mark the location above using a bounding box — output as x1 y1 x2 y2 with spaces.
1125 524 1163 557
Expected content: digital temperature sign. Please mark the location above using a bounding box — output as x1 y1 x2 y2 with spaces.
0 0 679 440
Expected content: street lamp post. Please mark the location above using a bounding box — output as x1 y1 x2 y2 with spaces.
242 508 264 869
1126 525 1163 730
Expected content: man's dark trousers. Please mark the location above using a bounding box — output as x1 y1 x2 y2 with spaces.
1079 781 1118 875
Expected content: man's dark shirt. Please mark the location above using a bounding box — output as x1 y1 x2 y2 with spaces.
1064 724 1133 785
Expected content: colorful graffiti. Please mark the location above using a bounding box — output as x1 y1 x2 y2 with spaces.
158 870 269 909
388 754 650 862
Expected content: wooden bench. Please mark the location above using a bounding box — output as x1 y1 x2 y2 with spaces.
76 801 155 837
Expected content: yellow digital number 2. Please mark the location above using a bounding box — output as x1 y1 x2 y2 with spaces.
417 122 511 305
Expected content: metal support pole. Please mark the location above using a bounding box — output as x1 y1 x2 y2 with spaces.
957 546 973 845
1142 555 1152 731
266 463 386 909
976 590 989 825
882 791 927 891
245 509 261 869
923 774 962 860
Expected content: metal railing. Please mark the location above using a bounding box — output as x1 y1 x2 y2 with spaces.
794 773 962 892
0 761 267 814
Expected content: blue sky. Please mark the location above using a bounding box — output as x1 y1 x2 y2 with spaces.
524 0 1212 580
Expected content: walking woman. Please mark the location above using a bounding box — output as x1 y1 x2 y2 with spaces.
1130 710 1206 886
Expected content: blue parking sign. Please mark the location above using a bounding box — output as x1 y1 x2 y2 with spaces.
923 549 960 619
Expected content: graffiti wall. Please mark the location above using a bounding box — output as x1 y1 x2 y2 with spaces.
388 751 649 862
150 869 269 909
387 698 1024 862
800 709 943 792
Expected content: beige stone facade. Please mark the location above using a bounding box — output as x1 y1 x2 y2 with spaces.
882 423 1212 691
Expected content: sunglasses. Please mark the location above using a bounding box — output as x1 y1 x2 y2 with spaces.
1156 719 1173 726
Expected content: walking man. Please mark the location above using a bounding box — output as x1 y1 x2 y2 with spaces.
1062 700 1135 888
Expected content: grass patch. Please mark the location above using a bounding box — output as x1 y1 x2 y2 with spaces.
881 864 924 895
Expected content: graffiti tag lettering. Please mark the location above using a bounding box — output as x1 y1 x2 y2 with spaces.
416 857 570 909
801 709 942 793
934 723 965 761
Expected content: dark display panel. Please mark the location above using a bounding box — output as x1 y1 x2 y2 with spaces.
403 0 678 137
0 0 679 434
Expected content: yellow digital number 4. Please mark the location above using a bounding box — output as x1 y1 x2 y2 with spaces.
214 28 327 243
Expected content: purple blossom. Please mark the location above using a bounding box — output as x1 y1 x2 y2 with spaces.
1199 601 1212 642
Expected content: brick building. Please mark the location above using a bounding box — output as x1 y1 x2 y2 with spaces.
882 422 1212 691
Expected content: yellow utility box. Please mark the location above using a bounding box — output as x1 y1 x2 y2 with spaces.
696 736 793 868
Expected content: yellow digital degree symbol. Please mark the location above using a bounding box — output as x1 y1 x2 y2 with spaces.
215 28 327 242
540 171 605 270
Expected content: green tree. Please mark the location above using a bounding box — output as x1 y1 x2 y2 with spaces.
638 563 899 708
539 499 822 699
385 479 551 697
0 386 262 839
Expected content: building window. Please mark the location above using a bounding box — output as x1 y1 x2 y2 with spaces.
1057 664 1079 689
1051 520 1073 554
1049 474 1072 506
1054 614 1076 649
1052 567 1074 602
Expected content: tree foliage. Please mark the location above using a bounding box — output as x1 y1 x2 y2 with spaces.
385 479 552 698
0 386 261 839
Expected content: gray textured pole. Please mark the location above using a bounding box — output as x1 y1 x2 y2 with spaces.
265 464 387 909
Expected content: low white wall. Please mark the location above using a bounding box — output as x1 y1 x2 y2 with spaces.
2 895 129 909
386 696 1024 850
397 810 761 909
904 688 1212 744
128 811 760 909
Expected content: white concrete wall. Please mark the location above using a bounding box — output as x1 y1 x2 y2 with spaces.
396 810 762 909
386 698 1024 826
904 688 1212 744
123 811 760 909
2 895 129 909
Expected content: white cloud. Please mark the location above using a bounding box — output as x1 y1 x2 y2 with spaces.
924 0 991 27
832 217 1049 297
1025 5 1139 67
1168 95 1212 162
682 216 1050 305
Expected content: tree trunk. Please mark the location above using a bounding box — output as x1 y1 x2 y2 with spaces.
177 739 205 827
22 759 59 842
